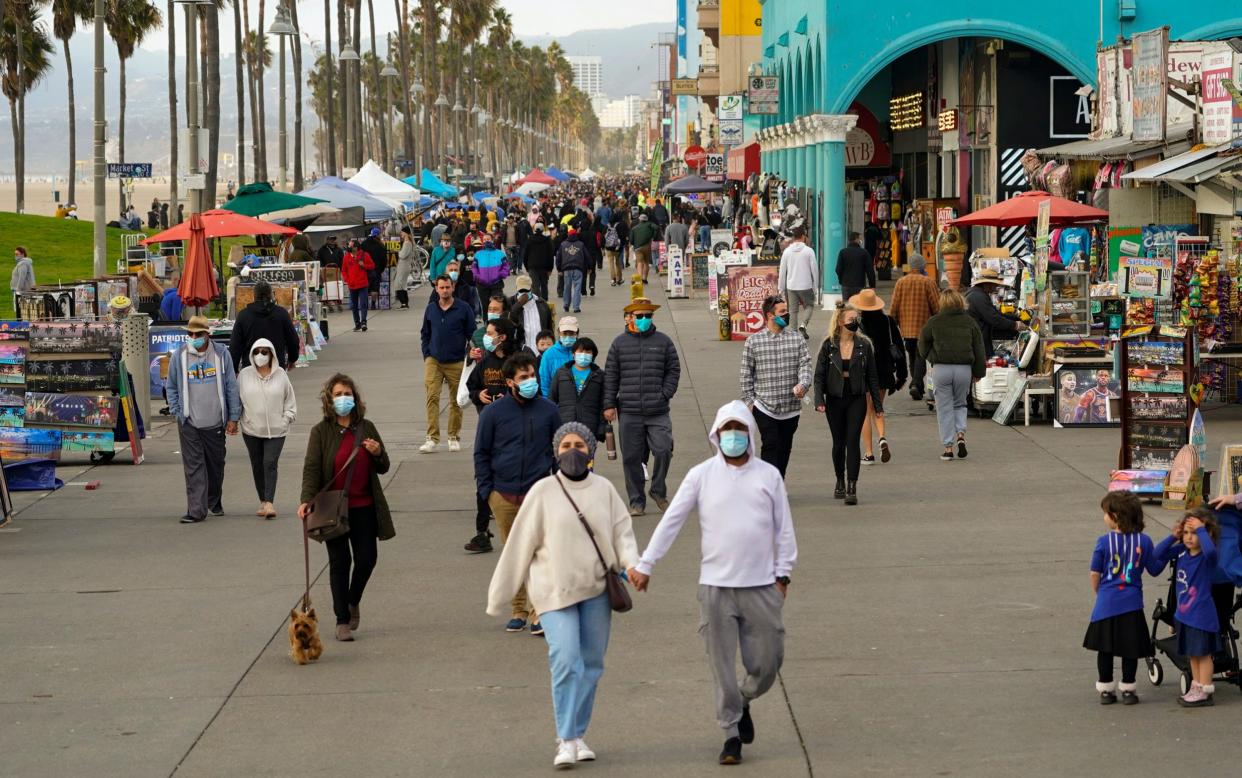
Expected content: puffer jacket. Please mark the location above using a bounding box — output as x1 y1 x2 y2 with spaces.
918 309 987 378
548 362 607 438
813 336 884 413
603 326 681 417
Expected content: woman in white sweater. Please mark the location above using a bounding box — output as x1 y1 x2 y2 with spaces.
487 422 639 769
237 338 297 518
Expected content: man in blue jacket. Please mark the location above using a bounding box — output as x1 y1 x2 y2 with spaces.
421 274 477 453
473 351 561 635
165 315 241 524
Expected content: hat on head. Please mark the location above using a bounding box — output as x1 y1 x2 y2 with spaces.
907 255 926 271
624 297 661 314
972 268 1004 286
567 227 577 236
184 314 210 333
848 289 885 311
369 227 381 237
553 421 597 461
558 316 580 333
516 274 533 290
638 213 649 221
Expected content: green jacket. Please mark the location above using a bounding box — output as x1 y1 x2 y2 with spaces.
430 245 456 281
630 220 657 248
917 309 987 379
300 417 395 540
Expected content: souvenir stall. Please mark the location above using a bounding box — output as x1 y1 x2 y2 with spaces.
235 262 329 365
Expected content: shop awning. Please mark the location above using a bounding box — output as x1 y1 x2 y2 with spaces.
728 143 760 181
1158 153 1242 185
1037 133 1190 162
1121 144 1231 183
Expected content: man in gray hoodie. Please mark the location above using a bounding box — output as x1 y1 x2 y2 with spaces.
10 246 35 309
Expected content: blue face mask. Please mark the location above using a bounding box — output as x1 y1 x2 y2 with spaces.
516 377 539 399
560 336 577 348
332 395 356 416
482 334 498 352
635 316 653 333
773 315 788 329
718 430 749 458
448 271 459 282
190 336 208 350
487 312 500 322
574 353 593 368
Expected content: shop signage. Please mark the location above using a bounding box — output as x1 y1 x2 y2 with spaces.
718 94 744 121
106 163 152 179
1119 256 1173 298
1107 226 1143 277
844 127 876 167
1226 79 1242 140
719 120 744 147
748 76 779 115
1141 224 1196 254
249 266 308 284
684 145 707 169
667 246 687 298
672 78 698 96
937 109 957 132
889 92 925 131
704 153 726 182
1131 28 1169 142
1201 50 1236 145
1049 76 1092 139
726 265 779 340
148 327 190 396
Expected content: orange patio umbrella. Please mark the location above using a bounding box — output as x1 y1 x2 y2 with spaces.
140 209 297 244
949 191 1108 228
177 213 220 307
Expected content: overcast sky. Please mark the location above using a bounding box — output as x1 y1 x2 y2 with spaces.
122 0 675 53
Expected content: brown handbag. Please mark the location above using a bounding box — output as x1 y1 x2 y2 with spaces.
554 474 633 613
305 432 363 543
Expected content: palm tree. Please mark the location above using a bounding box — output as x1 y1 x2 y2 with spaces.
1 5 54 214
366 0 383 168
202 3 222 205
106 0 161 211
232 0 245 183
322 0 335 174
417 0 438 174
165 0 178 215
394 0 412 174
51 0 91 207
254 0 268 183
287 0 304 188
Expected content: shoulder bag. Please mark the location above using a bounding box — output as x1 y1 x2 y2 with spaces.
305 430 363 543
554 474 633 613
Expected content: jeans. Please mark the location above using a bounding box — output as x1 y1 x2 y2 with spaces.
617 412 673 508
786 288 815 331
824 394 866 481
507 246 523 273
241 433 285 502
698 224 712 250
423 357 464 442
177 421 225 518
562 268 583 311
932 364 972 446
541 593 612 740
752 408 800 478
325 504 379 625
349 287 369 327
904 338 928 397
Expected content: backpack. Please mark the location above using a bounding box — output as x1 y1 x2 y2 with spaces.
604 223 621 250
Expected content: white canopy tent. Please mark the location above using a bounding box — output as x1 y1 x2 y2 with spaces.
515 181 551 196
348 160 420 207
579 168 598 181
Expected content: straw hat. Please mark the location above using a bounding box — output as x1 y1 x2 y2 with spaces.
848 289 885 311
972 268 1004 286
624 297 661 314
184 315 210 333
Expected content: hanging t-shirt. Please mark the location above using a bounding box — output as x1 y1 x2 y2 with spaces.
1057 228 1091 267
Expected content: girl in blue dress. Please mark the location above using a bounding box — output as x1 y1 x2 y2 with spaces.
1154 508 1221 707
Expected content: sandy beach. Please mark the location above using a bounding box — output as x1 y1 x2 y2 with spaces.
0 179 228 224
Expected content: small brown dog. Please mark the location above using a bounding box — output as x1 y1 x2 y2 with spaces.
289 606 324 665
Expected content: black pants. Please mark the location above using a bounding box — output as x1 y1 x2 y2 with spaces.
824 394 867 481
531 270 550 301
753 408 800 478
842 286 862 302
242 433 285 502
904 338 927 397
326 504 379 625
478 282 504 305
177 421 225 518
585 259 597 293
1097 652 1138 684
476 492 492 534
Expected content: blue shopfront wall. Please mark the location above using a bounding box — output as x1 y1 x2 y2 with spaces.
757 0 1242 296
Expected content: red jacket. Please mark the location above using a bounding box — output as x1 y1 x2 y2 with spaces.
342 250 375 290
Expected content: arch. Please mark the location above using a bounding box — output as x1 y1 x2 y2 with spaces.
828 18 1095 114
1181 21 1242 41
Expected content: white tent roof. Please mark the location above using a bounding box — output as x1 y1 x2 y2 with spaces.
579 168 597 181
516 181 551 196
348 160 419 204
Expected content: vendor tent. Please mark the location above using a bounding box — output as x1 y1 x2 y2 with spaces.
515 182 551 196
545 166 571 182
417 168 460 198
260 202 339 222
141 209 297 244
949 191 1107 228
504 192 535 205
348 159 419 203
516 168 558 187
312 175 374 197
296 181 397 221
221 182 325 217
579 168 598 181
663 174 724 194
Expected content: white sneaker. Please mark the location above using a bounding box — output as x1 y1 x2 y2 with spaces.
419 438 438 454
554 739 577 768
447 437 461 452
574 739 595 761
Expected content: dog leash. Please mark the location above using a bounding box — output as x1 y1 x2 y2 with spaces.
301 519 312 613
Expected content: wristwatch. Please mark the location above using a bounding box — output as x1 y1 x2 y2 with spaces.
775 576 791 586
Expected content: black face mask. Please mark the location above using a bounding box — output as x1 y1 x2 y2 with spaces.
844 321 860 332
557 449 590 479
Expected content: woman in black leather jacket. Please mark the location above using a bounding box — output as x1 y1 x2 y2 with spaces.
814 302 885 505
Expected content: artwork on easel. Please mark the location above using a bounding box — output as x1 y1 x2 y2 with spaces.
1129 395 1187 420
1127 367 1185 394
61 431 114 454
27 322 123 354
1219 444 1242 499
24 358 119 392
1128 341 1184 366
0 427 63 460
23 392 119 428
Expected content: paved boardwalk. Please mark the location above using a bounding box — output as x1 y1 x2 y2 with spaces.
2 274 1239 777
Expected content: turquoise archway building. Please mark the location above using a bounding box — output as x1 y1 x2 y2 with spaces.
756 0 1242 297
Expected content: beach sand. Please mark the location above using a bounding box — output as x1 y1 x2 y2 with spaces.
0 180 227 223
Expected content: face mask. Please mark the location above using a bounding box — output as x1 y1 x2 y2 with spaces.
557 448 590 478
448 271 459 282
190 336 208 350
773 315 788 329
332 395 356 416
253 353 271 367
482 334 498 352
574 353 593 368
487 312 500 321
635 317 653 333
718 430 749 458
844 321 860 332
560 336 577 348
515 377 539 399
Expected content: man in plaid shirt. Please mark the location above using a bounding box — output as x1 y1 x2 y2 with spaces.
890 255 940 401
739 295 813 478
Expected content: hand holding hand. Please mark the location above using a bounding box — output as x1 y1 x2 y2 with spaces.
362 438 381 456
225 421 239 436
469 347 483 361
626 568 649 592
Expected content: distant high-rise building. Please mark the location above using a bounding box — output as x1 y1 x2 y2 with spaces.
566 55 604 97
595 95 645 129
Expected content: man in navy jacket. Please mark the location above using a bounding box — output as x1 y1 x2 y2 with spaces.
473 351 561 633
420 275 476 453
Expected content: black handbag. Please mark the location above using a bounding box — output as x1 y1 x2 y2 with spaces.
554 474 633 613
304 432 362 543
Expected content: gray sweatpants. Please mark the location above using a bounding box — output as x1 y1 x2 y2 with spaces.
617 412 673 508
932 363 972 446
178 421 226 519
698 584 786 738
785 288 815 330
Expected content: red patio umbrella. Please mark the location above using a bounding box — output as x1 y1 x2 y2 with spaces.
140 209 297 245
516 168 559 187
177 213 220 307
949 191 1108 228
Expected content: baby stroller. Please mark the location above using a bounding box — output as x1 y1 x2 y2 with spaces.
1145 507 1242 695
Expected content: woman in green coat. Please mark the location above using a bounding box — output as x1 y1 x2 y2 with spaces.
298 373 393 642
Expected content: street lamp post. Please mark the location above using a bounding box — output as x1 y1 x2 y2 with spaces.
177 0 205 215
410 78 425 174
434 76 449 179
268 4 298 191
339 37 360 173
381 41 399 174
92 0 106 276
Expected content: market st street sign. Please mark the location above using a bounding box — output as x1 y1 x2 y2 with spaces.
107 163 152 179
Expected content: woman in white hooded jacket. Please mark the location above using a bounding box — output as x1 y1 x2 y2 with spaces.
238 338 297 518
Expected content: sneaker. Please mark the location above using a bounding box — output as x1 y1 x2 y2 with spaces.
738 703 755 744
956 434 968 459
335 624 354 642
530 622 544 637
505 618 527 633
1121 690 1140 705
651 493 670 511
574 738 595 761
718 736 743 765
419 438 438 453
940 449 954 461
628 504 645 517
209 503 224 516
348 605 360 631
879 437 892 463
180 514 205 524
861 454 876 466
1178 688 1213 707
448 437 461 452
554 739 577 769
798 325 808 340
464 532 494 553
353 325 361 332
361 324 368 332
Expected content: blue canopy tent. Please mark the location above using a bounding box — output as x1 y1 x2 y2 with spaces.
545 166 571 182
414 169 460 198
472 191 497 204
297 181 397 221
311 175 374 197
504 192 535 205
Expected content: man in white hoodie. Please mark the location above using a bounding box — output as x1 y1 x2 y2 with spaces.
628 401 797 766
777 226 817 339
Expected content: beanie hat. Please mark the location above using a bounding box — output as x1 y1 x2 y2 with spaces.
553 422 597 461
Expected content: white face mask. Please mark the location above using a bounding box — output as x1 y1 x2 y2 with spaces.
253 353 271 367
